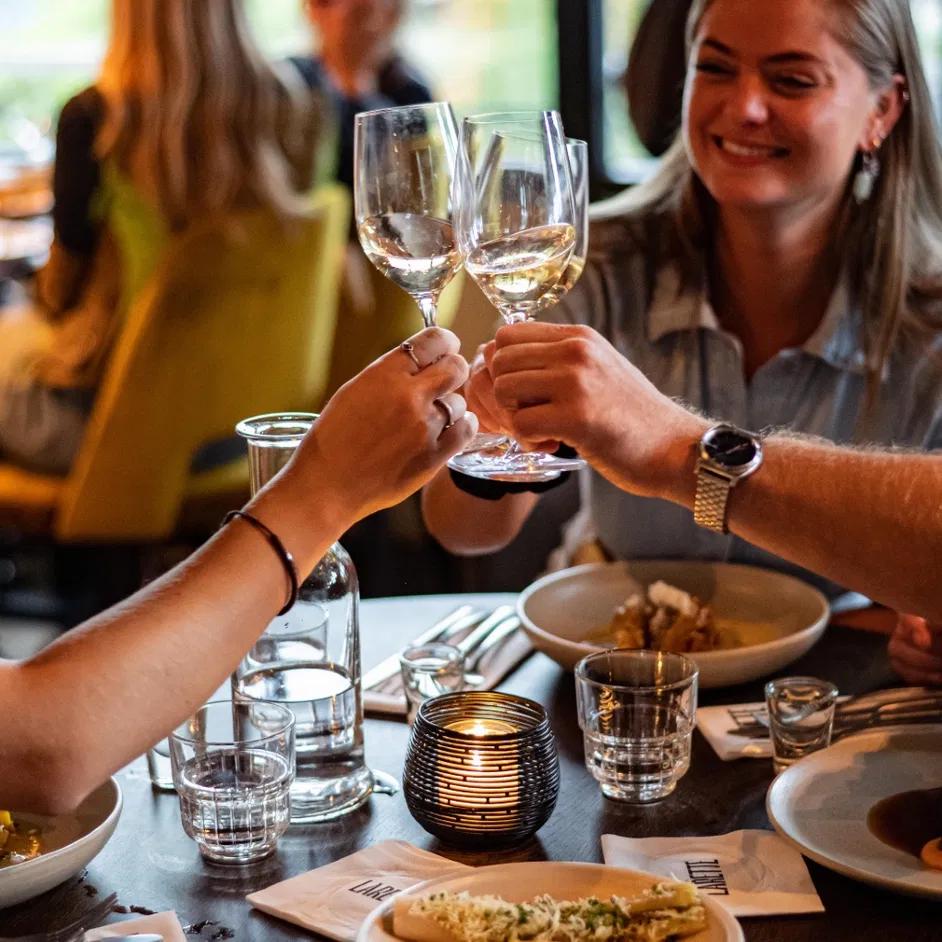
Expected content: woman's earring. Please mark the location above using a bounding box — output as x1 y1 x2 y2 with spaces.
853 137 882 204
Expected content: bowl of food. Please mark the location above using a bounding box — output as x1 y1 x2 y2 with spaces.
0 777 122 909
517 560 830 688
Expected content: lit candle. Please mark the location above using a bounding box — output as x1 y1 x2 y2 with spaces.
444 718 518 736
439 716 521 810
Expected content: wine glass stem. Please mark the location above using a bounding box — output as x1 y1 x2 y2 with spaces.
416 295 438 328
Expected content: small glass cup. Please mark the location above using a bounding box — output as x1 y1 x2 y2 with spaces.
399 642 466 723
146 737 175 791
765 676 839 772
575 650 698 803
169 700 295 865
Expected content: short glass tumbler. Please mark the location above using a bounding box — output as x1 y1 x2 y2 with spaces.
575 650 698 803
399 642 466 723
146 737 175 791
765 676 838 772
403 691 560 848
170 700 295 864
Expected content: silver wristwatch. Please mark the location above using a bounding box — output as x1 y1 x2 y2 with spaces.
693 423 763 534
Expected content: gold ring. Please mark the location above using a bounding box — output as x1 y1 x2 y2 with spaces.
400 340 422 371
434 398 456 430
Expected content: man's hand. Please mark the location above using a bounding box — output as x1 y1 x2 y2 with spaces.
888 613 942 685
490 321 707 500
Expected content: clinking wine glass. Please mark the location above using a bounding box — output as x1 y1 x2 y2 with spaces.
542 138 589 307
448 112 587 482
354 102 465 327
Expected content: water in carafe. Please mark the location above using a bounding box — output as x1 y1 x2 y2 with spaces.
232 414 372 823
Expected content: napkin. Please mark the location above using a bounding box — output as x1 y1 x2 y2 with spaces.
85 911 187 942
246 839 471 940
697 701 773 760
601 830 824 917
363 631 533 717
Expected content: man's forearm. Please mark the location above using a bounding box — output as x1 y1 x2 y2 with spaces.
659 434 942 620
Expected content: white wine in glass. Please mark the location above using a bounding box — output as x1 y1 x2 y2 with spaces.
540 138 589 308
355 102 465 327
449 111 585 482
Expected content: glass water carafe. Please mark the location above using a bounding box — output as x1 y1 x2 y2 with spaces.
232 413 372 823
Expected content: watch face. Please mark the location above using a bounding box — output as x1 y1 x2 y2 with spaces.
703 428 758 469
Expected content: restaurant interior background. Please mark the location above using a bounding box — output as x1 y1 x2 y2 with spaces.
1 0 942 647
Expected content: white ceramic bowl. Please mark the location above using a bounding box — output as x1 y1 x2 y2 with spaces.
0 777 122 909
517 560 830 688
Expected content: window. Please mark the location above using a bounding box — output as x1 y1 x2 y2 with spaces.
0 0 557 164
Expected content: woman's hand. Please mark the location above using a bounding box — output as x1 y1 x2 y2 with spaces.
490 321 707 499
888 613 942 685
287 327 477 524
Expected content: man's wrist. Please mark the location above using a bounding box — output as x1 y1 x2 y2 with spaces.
657 417 711 508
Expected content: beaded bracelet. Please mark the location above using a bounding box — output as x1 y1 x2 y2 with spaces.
220 510 299 615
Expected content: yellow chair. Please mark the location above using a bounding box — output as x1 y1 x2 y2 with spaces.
0 184 349 542
325 250 464 397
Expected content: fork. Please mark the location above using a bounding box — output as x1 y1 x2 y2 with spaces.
726 689 942 739
0 891 118 942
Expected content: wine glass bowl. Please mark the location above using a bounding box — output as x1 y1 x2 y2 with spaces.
355 102 465 327
449 111 588 482
458 113 576 323
541 138 588 308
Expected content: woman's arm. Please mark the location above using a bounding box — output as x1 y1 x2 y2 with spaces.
490 321 942 620
421 470 539 556
0 328 474 814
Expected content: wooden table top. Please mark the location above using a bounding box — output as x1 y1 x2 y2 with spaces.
3 592 939 939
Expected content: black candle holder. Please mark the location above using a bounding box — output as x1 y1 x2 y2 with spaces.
403 691 560 849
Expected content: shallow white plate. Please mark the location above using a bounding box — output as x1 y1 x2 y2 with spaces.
0 778 122 909
357 860 743 942
767 726 942 899
517 561 829 688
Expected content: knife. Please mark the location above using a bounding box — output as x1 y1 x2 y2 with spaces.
361 605 484 690
454 606 519 657
466 615 522 671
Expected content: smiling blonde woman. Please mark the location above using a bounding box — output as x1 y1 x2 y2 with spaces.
423 0 942 606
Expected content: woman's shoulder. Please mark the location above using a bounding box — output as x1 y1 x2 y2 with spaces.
588 191 672 264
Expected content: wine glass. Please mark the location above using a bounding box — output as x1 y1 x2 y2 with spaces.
354 102 465 327
541 138 589 308
448 112 587 482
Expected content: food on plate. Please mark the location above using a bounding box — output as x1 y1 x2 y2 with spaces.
391 880 706 941
920 837 942 870
589 581 740 654
0 810 43 868
867 785 942 869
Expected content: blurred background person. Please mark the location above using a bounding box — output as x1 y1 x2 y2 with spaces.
290 0 432 195
0 0 322 475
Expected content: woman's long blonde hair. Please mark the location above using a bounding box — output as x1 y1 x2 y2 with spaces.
609 0 942 388
96 0 313 229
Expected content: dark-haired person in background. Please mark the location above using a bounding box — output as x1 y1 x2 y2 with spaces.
290 0 432 193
